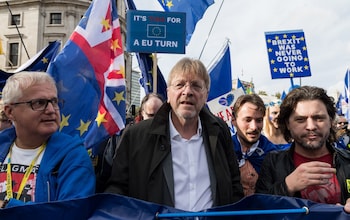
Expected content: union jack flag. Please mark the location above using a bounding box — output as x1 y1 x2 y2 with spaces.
48 0 125 154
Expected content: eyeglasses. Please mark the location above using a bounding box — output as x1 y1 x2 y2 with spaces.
10 98 64 111
171 81 205 93
337 122 348 126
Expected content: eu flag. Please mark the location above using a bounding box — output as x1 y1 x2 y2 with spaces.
158 0 214 45
47 0 125 154
14 40 61 73
137 53 167 100
207 42 232 101
0 69 12 95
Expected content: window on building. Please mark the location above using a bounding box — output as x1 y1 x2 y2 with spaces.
8 42 19 67
10 14 21 26
50 13 62 24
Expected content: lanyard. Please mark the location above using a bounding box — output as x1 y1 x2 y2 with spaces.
6 142 46 200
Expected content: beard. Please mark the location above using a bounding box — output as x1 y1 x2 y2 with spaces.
293 131 327 151
236 128 261 146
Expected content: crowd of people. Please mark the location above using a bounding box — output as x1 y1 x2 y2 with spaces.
0 59 350 214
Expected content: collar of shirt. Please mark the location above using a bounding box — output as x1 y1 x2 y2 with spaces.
169 111 202 140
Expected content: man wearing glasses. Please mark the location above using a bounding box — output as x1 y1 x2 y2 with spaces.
335 114 350 149
0 71 95 208
105 58 243 211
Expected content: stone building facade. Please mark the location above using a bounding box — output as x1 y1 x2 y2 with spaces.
0 0 92 70
0 0 140 111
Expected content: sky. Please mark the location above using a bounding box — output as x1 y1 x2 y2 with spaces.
132 0 350 98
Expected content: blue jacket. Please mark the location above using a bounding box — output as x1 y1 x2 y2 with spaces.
233 134 278 173
0 127 95 208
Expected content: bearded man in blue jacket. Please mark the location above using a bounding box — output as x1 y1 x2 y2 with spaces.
0 71 95 208
231 94 278 196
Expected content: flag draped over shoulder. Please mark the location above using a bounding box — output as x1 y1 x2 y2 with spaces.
14 40 61 73
136 53 167 100
47 0 125 154
207 42 232 101
158 0 214 45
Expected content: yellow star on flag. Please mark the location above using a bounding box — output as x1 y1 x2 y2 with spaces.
41 57 49 64
166 0 174 9
59 114 71 131
96 111 108 127
101 18 110 30
77 119 91 136
113 91 125 105
118 64 125 79
111 38 121 53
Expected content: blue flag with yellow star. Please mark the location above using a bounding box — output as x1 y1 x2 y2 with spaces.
158 0 214 45
47 0 126 154
14 40 61 73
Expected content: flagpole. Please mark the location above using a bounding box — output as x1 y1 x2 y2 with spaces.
199 0 225 59
152 53 158 94
5 1 30 59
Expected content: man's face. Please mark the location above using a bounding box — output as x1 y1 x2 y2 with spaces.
232 102 264 147
268 105 280 129
167 72 208 121
336 117 348 130
5 82 61 140
287 100 331 151
141 97 163 120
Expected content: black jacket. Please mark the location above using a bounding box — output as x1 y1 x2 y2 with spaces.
256 143 350 204
105 103 244 207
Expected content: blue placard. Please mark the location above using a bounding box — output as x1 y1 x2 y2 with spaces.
265 30 311 79
127 10 186 54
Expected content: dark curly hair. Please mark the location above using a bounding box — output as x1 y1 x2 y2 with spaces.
278 86 336 143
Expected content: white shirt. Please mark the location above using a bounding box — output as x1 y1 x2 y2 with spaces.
169 113 213 211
